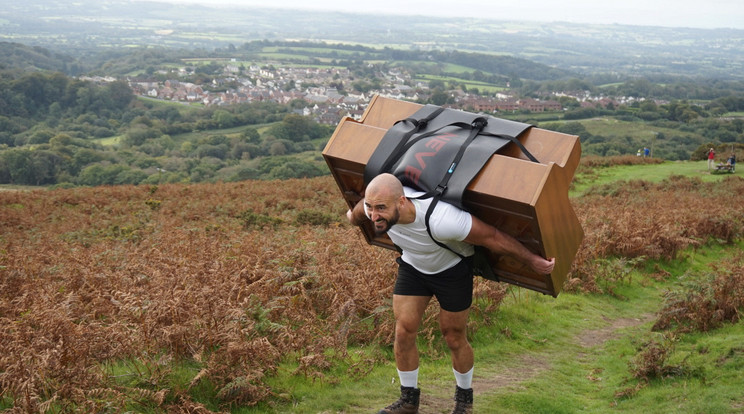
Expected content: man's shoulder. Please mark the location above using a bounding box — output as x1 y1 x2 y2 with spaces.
403 187 470 230
402 186 422 197
403 187 462 211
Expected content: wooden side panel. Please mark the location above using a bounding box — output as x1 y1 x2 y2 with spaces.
499 127 583 179
533 164 584 292
463 157 583 294
358 95 421 128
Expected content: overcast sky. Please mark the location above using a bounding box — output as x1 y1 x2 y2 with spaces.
148 0 744 30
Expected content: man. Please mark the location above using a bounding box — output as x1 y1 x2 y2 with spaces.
347 173 555 414
708 147 716 171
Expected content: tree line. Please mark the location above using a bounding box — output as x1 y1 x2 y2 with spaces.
0 70 332 186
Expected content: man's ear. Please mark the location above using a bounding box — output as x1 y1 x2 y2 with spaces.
398 195 407 208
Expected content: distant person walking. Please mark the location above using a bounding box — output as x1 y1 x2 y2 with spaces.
728 153 736 173
644 147 650 158
708 148 716 171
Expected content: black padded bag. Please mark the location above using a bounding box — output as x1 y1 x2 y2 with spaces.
363 104 538 280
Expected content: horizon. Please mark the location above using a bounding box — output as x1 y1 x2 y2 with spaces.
140 0 744 30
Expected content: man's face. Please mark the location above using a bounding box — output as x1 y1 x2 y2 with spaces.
364 195 401 235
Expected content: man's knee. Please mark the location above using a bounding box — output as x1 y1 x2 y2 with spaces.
441 326 468 350
395 320 419 343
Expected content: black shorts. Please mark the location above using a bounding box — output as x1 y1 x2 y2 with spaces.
394 256 474 312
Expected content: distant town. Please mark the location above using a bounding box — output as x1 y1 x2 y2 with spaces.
97 61 646 126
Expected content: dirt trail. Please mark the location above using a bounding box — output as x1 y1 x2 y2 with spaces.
412 314 655 413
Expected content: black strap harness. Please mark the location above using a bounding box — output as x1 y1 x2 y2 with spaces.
363 104 538 279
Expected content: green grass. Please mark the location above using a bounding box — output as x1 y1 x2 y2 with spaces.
571 160 734 196
94 135 124 146
414 73 507 93
104 357 223 413
580 117 696 141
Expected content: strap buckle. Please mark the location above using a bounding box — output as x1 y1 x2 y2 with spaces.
472 117 488 130
414 119 429 131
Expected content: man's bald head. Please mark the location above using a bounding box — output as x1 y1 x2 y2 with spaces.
364 174 406 234
366 173 404 200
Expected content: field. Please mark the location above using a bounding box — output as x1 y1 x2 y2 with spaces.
1 159 744 412
579 118 698 143
414 73 509 93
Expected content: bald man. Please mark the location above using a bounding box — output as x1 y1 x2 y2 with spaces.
348 173 554 414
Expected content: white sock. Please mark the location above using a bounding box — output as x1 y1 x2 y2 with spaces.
453 366 474 389
398 368 419 388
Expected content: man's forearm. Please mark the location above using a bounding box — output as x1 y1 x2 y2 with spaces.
465 215 555 275
485 230 555 275
347 199 367 226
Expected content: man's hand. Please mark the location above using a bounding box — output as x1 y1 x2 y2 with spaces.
530 256 555 275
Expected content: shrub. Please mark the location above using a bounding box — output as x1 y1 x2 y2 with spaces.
652 255 744 333
295 209 335 226
238 210 283 228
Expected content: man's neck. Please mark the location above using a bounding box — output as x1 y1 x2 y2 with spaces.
398 198 417 225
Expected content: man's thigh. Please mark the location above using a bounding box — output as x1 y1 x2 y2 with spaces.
438 307 469 335
392 294 430 331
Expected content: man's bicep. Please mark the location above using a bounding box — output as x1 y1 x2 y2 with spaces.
463 215 495 246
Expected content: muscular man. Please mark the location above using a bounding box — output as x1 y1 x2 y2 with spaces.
347 173 555 414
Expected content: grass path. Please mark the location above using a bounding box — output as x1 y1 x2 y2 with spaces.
330 285 665 413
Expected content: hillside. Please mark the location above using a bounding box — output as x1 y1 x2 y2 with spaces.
1 160 744 412
0 42 79 74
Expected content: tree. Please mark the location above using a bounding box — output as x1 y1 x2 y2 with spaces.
0 149 33 184
123 127 159 147
428 79 446 90
267 114 317 142
212 110 236 128
267 160 324 179
29 150 62 185
105 80 135 109
194 144 228 160
72 148 108 175
430 91 449 106
77 164 127 186
241 128 261 144
114 169 148 185
542 121 588 137
269 141 287 156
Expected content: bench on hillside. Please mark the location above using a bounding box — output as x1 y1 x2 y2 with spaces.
713 163 735 174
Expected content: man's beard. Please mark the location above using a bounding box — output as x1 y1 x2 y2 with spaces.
373 209 400 235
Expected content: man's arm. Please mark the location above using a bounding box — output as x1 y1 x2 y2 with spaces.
464 214 555 275
346 198 367 226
